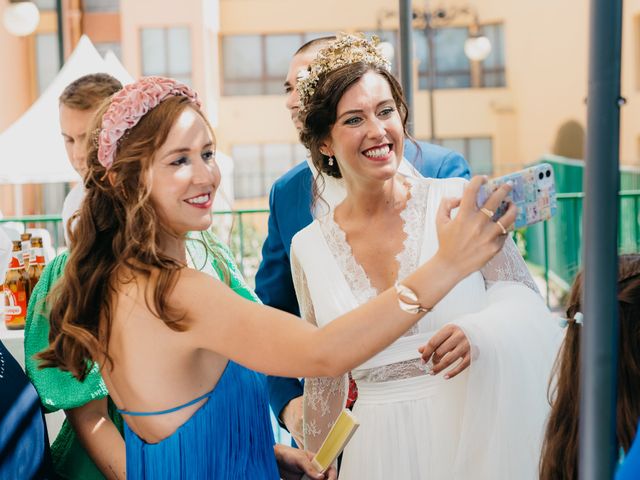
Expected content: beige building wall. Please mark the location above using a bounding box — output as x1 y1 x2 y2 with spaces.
119 0 220 124
2 0 639 215
216 0 640 175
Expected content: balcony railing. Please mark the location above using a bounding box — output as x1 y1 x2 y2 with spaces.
520 190 640 307
3 192 639 304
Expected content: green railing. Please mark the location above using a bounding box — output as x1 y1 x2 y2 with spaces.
0 209 271 287
5 193 640 307
521 190 640 306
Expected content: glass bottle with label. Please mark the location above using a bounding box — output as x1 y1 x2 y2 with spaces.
28 236 46 293
20 232 32 269
3 240 30 330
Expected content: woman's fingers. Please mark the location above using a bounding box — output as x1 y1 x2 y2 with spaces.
494 200 518 234
480 182 512 215
419 327 453 362
433 329 464 359
442 354 471 379
435 196 462 226
458 175 488 215
431 342 470 375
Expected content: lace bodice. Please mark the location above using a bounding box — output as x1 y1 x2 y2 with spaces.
291 177 540 450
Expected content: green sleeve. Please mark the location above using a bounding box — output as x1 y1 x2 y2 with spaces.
197 230 261 304
24 251 109 412
24 251 123 479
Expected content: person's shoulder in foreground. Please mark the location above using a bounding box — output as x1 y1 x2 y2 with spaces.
0 340 52 479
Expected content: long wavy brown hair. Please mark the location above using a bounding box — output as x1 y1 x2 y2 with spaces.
37 95 217 381
540 254 640 479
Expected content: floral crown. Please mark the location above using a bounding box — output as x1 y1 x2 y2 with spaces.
297 33 392 112
97 76 201 170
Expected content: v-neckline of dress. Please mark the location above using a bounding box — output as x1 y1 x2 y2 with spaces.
318 178 430 306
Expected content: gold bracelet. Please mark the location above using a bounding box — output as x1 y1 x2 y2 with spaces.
395 283 432 315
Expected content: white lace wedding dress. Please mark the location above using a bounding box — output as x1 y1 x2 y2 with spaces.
291 177 562 479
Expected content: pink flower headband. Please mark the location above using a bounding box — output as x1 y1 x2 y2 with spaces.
97 76 202 169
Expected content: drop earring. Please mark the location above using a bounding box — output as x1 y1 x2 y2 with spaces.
328 156 335 166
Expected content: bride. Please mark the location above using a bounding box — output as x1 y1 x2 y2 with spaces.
291 34 561 479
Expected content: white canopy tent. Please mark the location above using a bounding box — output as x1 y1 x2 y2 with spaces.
0 35 234 214
0 35 134 186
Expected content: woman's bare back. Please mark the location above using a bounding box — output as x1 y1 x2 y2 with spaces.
99 275 227 444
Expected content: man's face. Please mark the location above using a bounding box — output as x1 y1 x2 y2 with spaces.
284 49 322 132
59 104 98 177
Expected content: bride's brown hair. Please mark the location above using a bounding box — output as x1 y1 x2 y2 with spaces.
540 254 640 479
37 95 217 381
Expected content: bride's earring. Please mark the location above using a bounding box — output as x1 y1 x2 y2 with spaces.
328 156 335 166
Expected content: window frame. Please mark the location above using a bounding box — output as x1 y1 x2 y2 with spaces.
140 26 193 85
232 143 304 198
415 23 506 90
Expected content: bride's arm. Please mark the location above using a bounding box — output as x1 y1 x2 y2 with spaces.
480 235 539 293
182 177 516 379
289 251 348 452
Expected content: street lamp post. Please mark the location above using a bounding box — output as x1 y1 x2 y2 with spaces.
412 6 492 143
389 4 492 143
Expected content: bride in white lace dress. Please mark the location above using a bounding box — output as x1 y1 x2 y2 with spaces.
291 35 562 479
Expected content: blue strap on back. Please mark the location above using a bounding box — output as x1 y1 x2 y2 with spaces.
117 390 213 417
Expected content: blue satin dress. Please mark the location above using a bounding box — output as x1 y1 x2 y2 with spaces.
119 361 280 479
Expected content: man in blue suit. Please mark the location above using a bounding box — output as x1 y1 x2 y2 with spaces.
254 37 470 446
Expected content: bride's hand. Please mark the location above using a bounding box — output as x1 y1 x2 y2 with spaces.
434 176 517 280
418 324 470 379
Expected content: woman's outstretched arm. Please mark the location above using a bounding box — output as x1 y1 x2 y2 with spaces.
183 177 517 379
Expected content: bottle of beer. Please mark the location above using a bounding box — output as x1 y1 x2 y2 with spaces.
28 237 46 293
3 240 30 330
20 232 32 270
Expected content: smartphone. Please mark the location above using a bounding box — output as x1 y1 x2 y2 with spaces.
476 163 557 229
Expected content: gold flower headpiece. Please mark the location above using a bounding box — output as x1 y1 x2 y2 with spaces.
297 33 392 112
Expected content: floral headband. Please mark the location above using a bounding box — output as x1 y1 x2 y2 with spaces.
97 76 201 170
296 33 391 113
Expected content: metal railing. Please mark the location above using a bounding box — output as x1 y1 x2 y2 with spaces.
4 193 639 304
0 209 271 286
520 190 640 307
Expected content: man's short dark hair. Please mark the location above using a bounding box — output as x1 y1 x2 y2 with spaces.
59 73 122 111
295 35 337 55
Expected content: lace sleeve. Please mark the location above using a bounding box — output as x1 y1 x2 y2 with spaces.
481 235 540 294
291 250 348 452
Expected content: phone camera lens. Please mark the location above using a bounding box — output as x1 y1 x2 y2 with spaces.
538 172 544 180
546 170 551 177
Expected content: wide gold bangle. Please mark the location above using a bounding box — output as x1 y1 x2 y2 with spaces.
395 283 432 315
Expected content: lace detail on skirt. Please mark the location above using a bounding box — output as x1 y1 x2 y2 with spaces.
353 359 427 383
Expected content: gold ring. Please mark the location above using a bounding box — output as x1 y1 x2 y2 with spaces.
496 219 507 235
480 207 494 219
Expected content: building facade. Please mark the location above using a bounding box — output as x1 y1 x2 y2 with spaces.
1 0 639 214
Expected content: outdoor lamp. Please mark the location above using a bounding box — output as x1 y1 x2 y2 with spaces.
3 1 40 37
464 35 492 62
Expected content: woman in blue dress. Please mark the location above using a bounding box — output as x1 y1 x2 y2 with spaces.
37 76 516 479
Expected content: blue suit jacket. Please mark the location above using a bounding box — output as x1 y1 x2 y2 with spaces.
254 140 470 430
